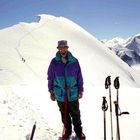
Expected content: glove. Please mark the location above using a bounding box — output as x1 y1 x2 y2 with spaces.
50 91 55 101
78 92 83 99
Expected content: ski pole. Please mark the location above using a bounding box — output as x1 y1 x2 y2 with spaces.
114 77 120 140
62 85 69 140
114 101 120 140
30 122 36 140
114 101 129 140
105 76 113 140
102 96 108 140
114 77 129 140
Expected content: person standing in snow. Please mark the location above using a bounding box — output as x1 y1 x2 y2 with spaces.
47 40 85 139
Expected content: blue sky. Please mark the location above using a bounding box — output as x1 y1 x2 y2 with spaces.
0 0 140 39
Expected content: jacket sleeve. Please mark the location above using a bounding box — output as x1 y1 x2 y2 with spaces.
47 59 55 92
77 60 84 92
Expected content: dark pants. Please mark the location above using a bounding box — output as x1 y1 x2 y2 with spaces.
57 100 82 134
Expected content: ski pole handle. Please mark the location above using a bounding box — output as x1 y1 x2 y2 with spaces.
102 97 108 111
105 76 111 89
114 77 120 89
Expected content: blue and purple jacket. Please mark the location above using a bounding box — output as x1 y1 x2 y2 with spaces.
47 51 83 102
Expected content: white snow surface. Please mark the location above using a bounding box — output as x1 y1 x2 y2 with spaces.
102 37 127 48
0 14 140 140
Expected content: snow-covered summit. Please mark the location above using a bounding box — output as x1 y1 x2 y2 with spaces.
101 37 127 48
126 34 140 54
36 14 57 23
0 14 140 87
103 34 140 66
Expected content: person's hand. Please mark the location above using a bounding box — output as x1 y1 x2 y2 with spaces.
78 92 83 99
50 91 55 101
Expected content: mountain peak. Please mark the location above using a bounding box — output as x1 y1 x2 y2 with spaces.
0 14 140 87
36 14 57 23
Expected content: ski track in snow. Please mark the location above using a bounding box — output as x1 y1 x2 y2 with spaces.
0 86 58 140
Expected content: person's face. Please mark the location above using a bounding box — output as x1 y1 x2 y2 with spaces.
57 46 68 57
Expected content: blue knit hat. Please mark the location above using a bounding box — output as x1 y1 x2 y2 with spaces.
57 40 69 48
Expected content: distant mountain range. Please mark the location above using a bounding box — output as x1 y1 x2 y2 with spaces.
101 34 140 66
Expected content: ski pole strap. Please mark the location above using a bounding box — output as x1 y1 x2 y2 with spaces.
102 97 108 111
114 101 119 116
114 101 129 116
120 112 129 115
114 77 120 89
105 76 111 89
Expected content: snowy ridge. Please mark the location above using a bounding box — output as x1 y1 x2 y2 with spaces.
36 14 57 23
0 14 140 140
0 14 140 87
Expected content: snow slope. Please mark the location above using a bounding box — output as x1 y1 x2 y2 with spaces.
0 85 58 140
0 14 140 140
0 14 140 87
1 84 140 140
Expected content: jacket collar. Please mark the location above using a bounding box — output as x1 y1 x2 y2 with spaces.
55 51 75 63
